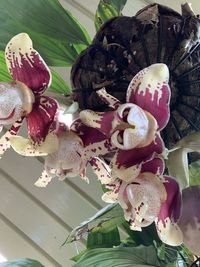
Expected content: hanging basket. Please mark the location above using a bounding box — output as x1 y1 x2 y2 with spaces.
71 3 200 148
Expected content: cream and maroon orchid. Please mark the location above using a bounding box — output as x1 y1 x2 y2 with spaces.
99 156 183 247
33 118 115 187
79 63 183 246
0 33 58 156
79 63 170 181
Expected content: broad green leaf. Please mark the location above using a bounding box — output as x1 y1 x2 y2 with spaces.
0 0 91 66
28 32 81 67
0 258 44 267
87 227 120 249
122 222 160 246
95 0 127 31
74 246 161 267
189 160 200 186
111 0 127 12
65 204 125 244
0 51 12 82
49 69 71 95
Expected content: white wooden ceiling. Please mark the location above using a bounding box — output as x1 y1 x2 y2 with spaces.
0 0 199 266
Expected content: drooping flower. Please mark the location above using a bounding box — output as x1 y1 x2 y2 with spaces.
31 119 114 187
101 156 183 246
0 33 58 156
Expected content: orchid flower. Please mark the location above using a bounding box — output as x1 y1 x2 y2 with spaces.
33 118 115 187
0 33 58 156
79 63 170 181
79 64 184 246
99 156 183 246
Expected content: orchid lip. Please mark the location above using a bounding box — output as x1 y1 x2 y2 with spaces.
0 108 16 121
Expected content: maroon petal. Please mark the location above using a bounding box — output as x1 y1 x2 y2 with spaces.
5 33 51 95
141 157 165 175
179 186 200 255
79 109 115 137
71 119 115 158
155 176 183 246
26 96 58 144
127 64 170 130
111 134 164 181
0 117 24 157
113 134 164 169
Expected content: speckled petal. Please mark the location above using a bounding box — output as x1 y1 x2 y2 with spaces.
127 64 170 130
90 157 112 184
26 96 58 144
72 119 115 159
102 191 119 203
0 117 24 157
0 82 24 126
111 103 157 150
97 88 121 109
155 176 183 246
5 33 51 95
35 170 53 187
10 132 58 156
79 109 115 137
111 134 164 181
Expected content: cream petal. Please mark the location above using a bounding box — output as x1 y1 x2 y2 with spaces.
6 33 51 95
0 117 24 157
35 170 53 187
90 157 113 184
97 88 121 109
10 132 58 156
102 191 118 203
155 217 183 246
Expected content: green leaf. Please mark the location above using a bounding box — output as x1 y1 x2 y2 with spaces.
73 245 161 267
189 160 200 186
0 258 44 267
87 227 120 249
0 0 91 66
95 0 127 31
65 204 125 244
111 0 127 12
0 51 12 82
49 69 71 95
71 250 88 263
28 32 81 67
122 222 160 246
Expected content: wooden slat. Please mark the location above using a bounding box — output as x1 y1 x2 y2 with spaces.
0 213 59 267
1 150 100 227
0 169 84 266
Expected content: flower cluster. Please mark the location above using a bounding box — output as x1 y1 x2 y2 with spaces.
78 64 183 246
0 33 187 247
